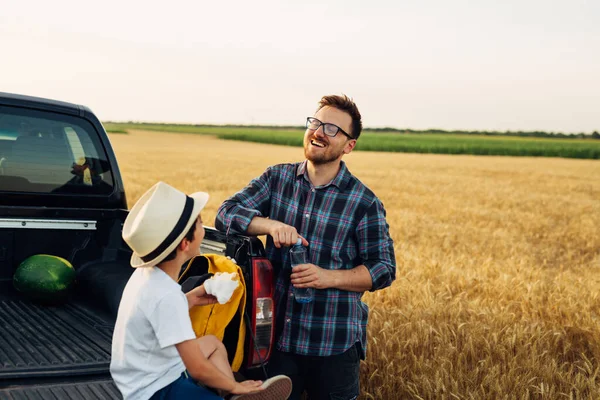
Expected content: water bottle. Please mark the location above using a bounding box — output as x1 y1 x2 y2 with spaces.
289 238 314 303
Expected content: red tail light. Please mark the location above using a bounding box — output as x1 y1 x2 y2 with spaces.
247 257 275 368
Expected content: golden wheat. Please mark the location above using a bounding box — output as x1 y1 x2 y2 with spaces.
110 130 600 399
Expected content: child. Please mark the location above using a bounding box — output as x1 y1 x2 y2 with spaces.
110 182 292 400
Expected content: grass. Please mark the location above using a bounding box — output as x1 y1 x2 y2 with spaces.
221 131 600 159
102 123 600 159
109 130 600 399
103 122 301 136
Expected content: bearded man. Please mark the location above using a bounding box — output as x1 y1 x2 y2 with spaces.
216 95 396 400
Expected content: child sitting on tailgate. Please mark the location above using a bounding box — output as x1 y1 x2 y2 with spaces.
110 182 292 400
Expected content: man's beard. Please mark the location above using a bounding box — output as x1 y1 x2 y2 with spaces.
304 145 343 165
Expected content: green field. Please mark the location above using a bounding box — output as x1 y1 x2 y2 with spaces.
103 123 600 159
105 128 128 134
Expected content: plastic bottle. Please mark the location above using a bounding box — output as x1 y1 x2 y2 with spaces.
289 238 314 303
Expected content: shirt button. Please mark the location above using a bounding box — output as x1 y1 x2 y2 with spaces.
286 318 291 323
305 213 309 218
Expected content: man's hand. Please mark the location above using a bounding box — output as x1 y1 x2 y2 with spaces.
293 264 374 292
230 380 264 394
267 220 309 248
186 284 218 308
290 263 332 289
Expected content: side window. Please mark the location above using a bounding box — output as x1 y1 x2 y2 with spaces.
0 107 114 194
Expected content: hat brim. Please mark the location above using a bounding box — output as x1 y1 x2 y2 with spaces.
129 191 209 268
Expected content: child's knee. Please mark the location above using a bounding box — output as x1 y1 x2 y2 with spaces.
204 334 219 342
198 335 225 354
212 336 227 352
203 335 221 348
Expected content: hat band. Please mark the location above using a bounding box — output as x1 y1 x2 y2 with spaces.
141 196 194 263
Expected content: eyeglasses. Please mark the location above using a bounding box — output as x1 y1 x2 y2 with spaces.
306 117 353 140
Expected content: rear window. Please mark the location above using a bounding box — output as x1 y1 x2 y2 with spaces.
0 106 114 194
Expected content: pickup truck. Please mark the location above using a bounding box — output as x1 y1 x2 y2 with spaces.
0 92 275 398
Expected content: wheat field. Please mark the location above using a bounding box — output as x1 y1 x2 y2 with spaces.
110 130 600 399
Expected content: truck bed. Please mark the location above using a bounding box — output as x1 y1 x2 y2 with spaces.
0 287 113 380
0 379 120 399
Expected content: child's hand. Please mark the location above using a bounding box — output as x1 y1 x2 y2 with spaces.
231 380 264 394
186 284 218 308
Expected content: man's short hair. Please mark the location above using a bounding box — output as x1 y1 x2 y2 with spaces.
317 94 362 139
161 218 198 263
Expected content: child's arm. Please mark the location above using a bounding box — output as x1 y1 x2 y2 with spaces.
176 339 263 395
185 284 218 308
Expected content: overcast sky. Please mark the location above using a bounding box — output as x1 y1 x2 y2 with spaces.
1 0 598 132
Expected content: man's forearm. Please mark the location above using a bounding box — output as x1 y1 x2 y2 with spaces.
245 216 276 236
327 265 373 292
246 216 306 248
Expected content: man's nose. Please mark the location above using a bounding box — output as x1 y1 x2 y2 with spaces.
314 125 326 138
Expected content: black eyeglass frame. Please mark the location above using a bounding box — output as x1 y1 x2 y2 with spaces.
305 117 354 140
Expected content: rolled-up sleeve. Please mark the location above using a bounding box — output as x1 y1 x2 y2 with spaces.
356 198 396 291
215 168 272 234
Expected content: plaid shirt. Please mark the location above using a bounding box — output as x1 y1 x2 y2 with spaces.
215 161 396 358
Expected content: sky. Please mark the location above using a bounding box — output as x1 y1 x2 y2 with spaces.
1 0 598 133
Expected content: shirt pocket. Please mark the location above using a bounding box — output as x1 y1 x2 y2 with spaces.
315 235 357 269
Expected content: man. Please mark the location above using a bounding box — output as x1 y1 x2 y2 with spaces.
111 181 292 400
215 95 396 400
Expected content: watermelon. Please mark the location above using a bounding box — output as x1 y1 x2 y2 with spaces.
13 255 76 303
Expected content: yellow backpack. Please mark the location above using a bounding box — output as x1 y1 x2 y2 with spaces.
178 254 246 371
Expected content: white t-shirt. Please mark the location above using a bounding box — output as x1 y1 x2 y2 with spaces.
110 267 196 400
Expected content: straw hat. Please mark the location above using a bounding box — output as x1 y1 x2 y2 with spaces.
122 182 209 268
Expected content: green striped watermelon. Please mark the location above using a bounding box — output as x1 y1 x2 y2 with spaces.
13 255 76 303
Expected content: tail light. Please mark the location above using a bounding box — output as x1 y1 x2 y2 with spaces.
247 257 275 368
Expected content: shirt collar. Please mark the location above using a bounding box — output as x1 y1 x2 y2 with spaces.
296 160 351 192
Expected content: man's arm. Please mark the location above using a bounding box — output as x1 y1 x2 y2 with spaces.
291 264 372 292
355 198 396 291
215 168 271 235
291 198 396 293
246 217 308 248
216 165 309 247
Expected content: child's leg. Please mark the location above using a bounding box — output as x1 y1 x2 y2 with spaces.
151 372 223 400
197 335 235 380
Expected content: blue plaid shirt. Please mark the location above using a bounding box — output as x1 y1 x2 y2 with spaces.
215 161 396 358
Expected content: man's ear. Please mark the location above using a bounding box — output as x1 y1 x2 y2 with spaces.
344 139 357 154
